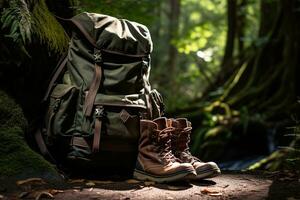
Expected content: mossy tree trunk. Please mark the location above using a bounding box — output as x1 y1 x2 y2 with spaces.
0 0 75 189
195 0 300 121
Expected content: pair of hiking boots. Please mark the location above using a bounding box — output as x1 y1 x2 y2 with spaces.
133 117 221 183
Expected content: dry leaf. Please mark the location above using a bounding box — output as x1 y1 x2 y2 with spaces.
18 191 29 198
126 179 140 184
201 188 222 195
166 196 174 200
88 188 94 192
69 179 85 184
48 189 64 195
208 192 223 196
144 181 155 186
86 182 95 186
91 180 114 184
16 178 46 186
35 191 54 200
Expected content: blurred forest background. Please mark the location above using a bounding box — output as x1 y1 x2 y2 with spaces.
0 0 300 180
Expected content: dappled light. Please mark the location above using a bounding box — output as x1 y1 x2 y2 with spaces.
0 0 300 199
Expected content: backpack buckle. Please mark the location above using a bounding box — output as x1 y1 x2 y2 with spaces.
95 106 105 118
94 49 102 63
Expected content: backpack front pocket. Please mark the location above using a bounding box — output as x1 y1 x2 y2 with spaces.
45 84 79 142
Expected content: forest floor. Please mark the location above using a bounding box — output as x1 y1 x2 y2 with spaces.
1 171 300 200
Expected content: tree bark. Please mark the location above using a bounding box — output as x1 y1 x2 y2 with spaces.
221 0 237 68
167 0 180 90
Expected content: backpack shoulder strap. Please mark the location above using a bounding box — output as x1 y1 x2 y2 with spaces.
43 54 68 102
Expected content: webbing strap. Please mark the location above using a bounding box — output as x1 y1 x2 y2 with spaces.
83 63 102 117
34 128 56 164
43 56 68 102
93 117 102 152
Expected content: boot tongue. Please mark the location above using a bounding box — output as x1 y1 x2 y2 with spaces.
175 118 189 129
153 117 168 130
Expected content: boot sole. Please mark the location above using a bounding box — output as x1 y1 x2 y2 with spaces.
133 169 196 183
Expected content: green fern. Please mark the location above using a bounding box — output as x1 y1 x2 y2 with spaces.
1 0 69 54
1 0 32 44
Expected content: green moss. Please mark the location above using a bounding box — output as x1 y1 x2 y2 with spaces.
0 90 27 131
0 127 58 178
0 90 62 187
32 0 69 54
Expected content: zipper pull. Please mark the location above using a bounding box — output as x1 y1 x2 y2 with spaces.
53 99 61 112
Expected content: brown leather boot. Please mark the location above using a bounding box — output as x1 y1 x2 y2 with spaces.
133 117 196 183
170 118 221 179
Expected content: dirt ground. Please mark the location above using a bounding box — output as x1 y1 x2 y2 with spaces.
1 171 300 200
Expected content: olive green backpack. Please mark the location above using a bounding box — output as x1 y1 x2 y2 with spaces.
35 12 164 170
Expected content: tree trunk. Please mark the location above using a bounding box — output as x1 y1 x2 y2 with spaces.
221 0 237 68
167 0 180 91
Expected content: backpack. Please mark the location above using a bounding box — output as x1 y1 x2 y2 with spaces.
35 12 164 171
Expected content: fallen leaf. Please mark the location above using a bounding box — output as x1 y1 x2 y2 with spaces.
208 192 223 196
48 189 64 195
18 191 29 198
86 182 95 186
222 184 229 188
144 181 155 186
91 180 114 184
88 187 94 192
16 178 46 186
126 179 140 184
35 191 54 200
201 188 222 196
69 179 85 184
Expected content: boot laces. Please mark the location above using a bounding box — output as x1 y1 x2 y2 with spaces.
157 128 177 163
179 128 202 163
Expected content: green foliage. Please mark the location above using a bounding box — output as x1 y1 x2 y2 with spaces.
78 0 158 26
248 116 300 171
1 0 69 56
1 0 32 44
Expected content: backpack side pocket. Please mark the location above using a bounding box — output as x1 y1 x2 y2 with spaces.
149 89 165 119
